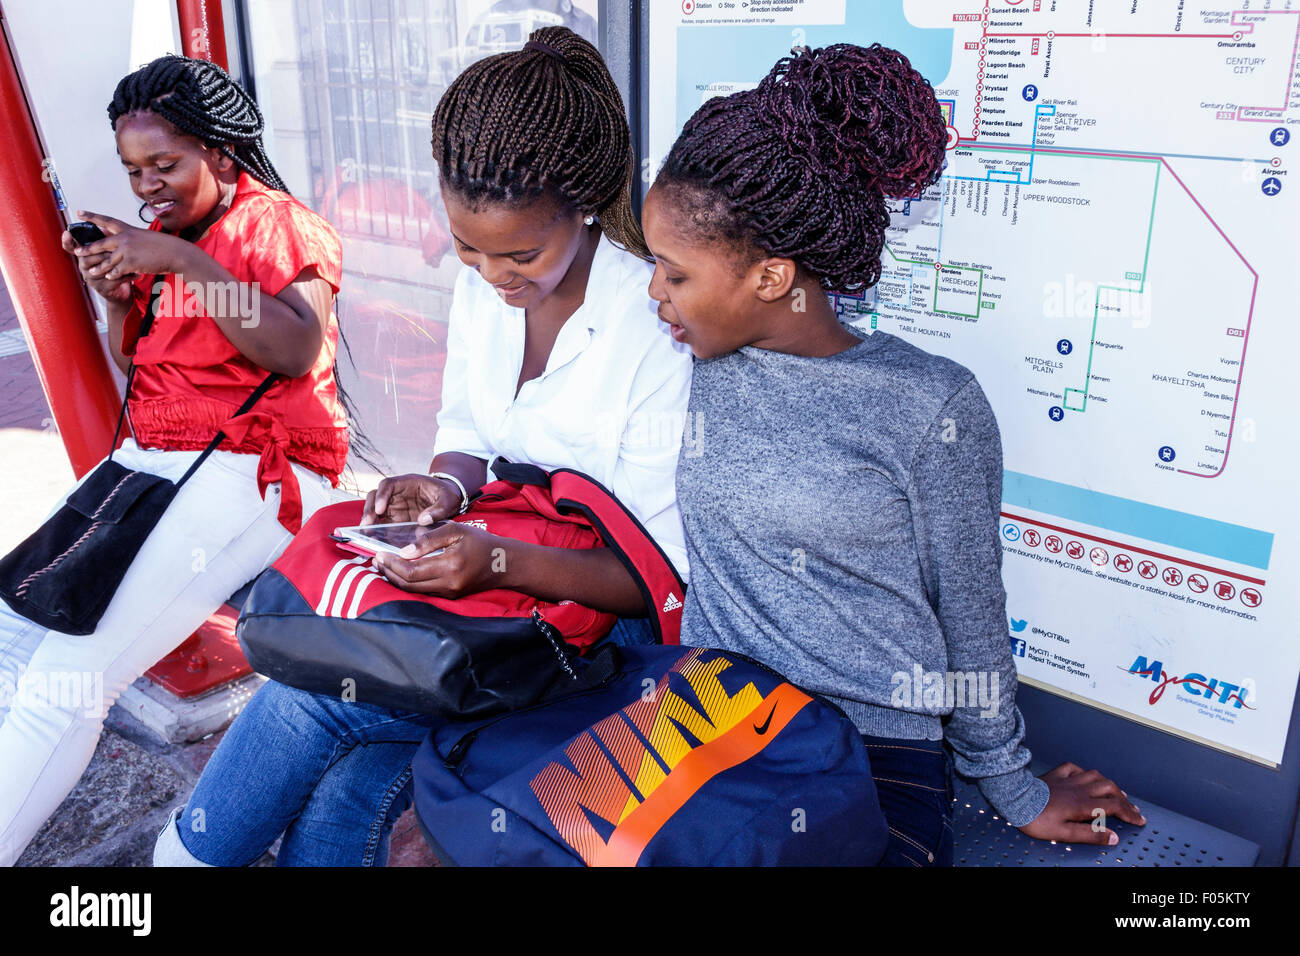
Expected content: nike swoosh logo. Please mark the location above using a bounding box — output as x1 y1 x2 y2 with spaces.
754 702 778 735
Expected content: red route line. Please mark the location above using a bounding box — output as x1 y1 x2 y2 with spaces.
1230 10 1300 118
985 32 1235 38
968 142 1258 479
972 7 989 139
989 13 1300 120
1000 510 1267 586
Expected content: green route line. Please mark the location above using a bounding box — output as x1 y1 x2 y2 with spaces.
1063 159 1162 412
882 243 985 318
884 245 928 266
878 244 930 267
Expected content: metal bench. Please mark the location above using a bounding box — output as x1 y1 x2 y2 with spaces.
951 777 1260 866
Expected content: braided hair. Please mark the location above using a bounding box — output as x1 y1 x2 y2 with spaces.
657 43 947 292
108 54 287 193
432 26 648 259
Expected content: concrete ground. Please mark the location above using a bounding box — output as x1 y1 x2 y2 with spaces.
13 714 435 867
1 285 435 867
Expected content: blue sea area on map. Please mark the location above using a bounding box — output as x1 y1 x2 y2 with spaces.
674 1 955 129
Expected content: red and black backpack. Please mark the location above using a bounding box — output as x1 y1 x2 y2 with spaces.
237 461 685 718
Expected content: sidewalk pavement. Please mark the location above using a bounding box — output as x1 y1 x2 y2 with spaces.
1 286 435 867
14 713 434 867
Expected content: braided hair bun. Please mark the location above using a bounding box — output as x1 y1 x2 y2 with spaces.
658 43 946 291
432 26 647 258
108 54 286 192
756 43 946 199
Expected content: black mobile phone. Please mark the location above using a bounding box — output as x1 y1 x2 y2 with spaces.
67 221 106 246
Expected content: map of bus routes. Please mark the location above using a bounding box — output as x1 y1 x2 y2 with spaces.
649 0 1300 764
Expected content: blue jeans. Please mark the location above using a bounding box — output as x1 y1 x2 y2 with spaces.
862 733 955 867
177 615 656 866
601 615 656 649
177 680 444 866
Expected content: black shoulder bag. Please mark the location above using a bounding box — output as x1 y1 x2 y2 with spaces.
0 286 279 635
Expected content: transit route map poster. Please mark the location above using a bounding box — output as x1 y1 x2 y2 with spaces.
649 0 1300 765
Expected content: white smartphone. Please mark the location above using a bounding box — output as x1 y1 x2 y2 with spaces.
330 521 447 559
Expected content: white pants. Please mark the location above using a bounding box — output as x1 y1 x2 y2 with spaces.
0 440 335 866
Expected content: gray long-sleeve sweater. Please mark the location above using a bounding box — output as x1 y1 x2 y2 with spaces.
675 325 1051 827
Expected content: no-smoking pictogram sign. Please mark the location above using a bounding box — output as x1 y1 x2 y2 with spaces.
1090 547 1109 566
1114 554 1133 573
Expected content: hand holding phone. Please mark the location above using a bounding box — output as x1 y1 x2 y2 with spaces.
63 220 134 304
67 221 107 246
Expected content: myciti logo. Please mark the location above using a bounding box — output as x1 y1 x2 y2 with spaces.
1124 655 1254 710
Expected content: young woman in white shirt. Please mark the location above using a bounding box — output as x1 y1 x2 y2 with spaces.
154 27 691 866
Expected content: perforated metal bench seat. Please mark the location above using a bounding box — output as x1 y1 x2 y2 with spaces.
951 778 1260 866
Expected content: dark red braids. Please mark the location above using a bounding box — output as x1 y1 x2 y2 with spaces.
657 43 947 292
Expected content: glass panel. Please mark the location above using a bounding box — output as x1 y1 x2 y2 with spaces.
0 277 55 432
245 0 601 483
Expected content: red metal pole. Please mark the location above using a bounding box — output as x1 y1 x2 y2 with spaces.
177 0 229 69
0 9 121 477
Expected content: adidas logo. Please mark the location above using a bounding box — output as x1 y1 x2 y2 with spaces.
460 519 488 531
662 591 682 613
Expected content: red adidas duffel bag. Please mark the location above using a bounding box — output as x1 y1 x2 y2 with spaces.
237 460 685 718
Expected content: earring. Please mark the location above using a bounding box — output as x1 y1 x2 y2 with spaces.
138 201 156 224
584 214 597 226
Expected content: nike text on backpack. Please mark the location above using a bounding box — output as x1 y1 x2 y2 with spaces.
411 644 889 866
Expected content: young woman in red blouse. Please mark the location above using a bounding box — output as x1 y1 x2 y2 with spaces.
0 55 348 865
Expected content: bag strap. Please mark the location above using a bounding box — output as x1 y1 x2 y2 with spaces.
535 641 625 702
548 468 687 645
107 281 163 461
490 458 551 488
572 641 624 688
172 371 281 490
109 281 281 488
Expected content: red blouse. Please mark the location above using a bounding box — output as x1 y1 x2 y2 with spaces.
120 173 348 532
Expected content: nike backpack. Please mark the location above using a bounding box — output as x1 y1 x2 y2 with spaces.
411 644 889 866
238 461 686 718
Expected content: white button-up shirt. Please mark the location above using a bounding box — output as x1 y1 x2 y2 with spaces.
432 235 693 578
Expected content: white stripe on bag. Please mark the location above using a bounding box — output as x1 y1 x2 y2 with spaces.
329 564 372 617
316 557 367 615
345 569 383 619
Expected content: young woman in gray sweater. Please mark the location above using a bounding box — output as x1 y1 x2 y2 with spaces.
642 42 1144 865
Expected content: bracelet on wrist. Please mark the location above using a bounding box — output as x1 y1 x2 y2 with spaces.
430 471 470 515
